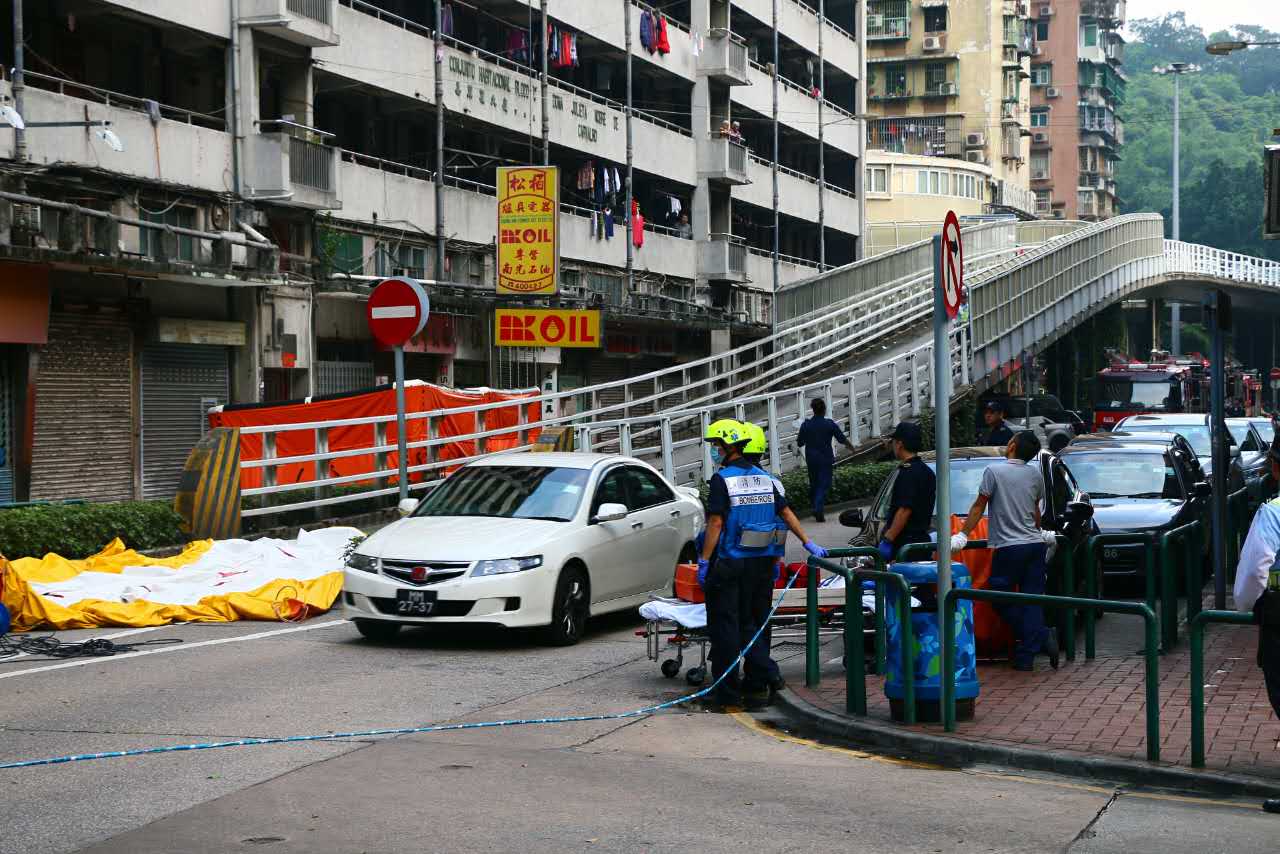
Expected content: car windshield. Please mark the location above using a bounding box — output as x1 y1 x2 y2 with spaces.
921 459 1004 514
1064 452 1179 499
1121 423 1211 456
1102 380 1174 408
412 465 590 521
1226 423 1250 445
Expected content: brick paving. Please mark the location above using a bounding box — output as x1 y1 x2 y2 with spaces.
784 600 1280 779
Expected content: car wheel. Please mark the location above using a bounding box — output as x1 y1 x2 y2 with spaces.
354 619 401 642
543 565 590 646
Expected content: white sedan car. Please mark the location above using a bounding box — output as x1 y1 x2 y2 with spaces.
342 453 704 645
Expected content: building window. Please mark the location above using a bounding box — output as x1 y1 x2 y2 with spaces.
924 62 949 95
1083 23 1098 47
1031 64 1051 86
1034 190 1051 214
929 171 940 194
865 166 889 193
917 170 929 194
924 7 947 32
1031 152 1050 175
140 205 196 262
1031 108 1049 127
884 63 908 97
1035 20 1049 41
376 242 426 279
326 232 365 274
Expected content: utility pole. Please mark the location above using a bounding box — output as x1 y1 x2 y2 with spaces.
434 0 446 282
771 0 780 323
540 0 549 165
624 0 634 294
817 0 826 270
1154 62 1198 354
12 0 25 163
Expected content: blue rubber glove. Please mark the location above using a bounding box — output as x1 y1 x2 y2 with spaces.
773 561 782 583
804 541 828 558
697 558 710 587
877 539 894 562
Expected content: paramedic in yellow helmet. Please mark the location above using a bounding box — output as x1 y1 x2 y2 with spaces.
700 419 827 711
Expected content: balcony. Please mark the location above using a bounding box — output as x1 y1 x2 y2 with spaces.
866 116 964 158
699 234 750 283
699 137 751 186
251 120 341 210
240 0 339 47
868 1 911 40
699 29 749 86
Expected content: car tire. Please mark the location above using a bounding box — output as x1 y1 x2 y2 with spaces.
543 565 590 646
354 619 401 642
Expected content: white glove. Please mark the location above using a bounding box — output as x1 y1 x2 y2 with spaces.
1041 529 1058 562
949 533 968 552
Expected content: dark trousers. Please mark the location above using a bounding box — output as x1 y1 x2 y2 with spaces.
988 542 1050 667
1255 593 1280 718
807 462 833 515
704 555 776 698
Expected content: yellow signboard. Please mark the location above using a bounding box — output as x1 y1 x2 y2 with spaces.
495 308 601 348
497 166 559 295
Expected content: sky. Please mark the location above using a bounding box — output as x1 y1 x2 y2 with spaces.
1123 0 1280 37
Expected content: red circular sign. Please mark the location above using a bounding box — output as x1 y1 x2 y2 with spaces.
367 277 430 348
941 210 965 320
1270 367 1280 381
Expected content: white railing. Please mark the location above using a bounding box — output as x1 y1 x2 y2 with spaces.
1164 241 1280 287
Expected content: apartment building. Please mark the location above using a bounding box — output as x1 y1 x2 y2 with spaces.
1028 0 1124 220
863 0 1036 219
0 0 863 504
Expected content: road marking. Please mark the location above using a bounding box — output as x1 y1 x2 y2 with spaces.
733 712 1266 812
0 619 350 681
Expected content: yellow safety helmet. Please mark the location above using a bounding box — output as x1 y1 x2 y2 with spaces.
705 418 747 446
742 422 767 454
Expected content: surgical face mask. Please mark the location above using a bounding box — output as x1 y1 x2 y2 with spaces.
710 446 724 465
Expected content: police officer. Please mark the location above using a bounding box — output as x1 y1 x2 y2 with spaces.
878 422 937 563
981 400 1016 447
700 419 826 711
1233 433 1280 812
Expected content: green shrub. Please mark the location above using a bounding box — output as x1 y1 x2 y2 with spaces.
698 460 897 517
0 501 185 560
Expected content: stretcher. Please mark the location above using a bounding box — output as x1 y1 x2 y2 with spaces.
637 562 876 687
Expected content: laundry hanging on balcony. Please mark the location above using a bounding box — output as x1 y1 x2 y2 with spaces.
547 23 579 69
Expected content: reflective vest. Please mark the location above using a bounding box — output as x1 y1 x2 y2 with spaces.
719 464 786 559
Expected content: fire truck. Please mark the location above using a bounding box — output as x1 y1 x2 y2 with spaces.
1092 350 1208 431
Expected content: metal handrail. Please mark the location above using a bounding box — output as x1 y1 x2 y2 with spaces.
1158 521 1204 651
20 69 226 130
942 587 1160 761
1189 608 1259 767
257 118 336 139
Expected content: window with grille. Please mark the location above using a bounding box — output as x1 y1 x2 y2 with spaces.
1031 64 1052 86
1031 108 1049 127
140 206 196 261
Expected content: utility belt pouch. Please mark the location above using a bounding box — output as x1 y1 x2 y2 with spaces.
736 524 775 550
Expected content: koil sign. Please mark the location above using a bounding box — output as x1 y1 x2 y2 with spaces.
495 309 601 348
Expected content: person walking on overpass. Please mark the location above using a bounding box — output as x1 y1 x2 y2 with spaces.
878 422 936 564
797 398 855 522
953 430 1059 672
700 420 827 711
1233 432 1280 813
981 400 1016 447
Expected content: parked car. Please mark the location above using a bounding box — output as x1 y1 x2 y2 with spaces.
343 453 703 645
1112 413 1245 494
1058 438 1210 587
977 393 1088 449
1226 417 1271 503
1070 430 1207 483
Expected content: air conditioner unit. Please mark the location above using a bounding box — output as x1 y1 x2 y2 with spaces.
923 36 942 51
966 151 987 164
1032 131 1049 143
1039 4 1054 16
868 13 884 27
965 132 986 148
939 82 958 95
1033 169 1048 179
1046 87 1061 98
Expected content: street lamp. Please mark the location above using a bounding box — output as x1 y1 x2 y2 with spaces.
1152 62 1200 354
1206 40 1280 56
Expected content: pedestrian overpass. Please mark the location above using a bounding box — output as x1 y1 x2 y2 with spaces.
240 213 1280 518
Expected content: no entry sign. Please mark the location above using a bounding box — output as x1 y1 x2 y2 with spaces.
941 210 964 320
367 276 430 348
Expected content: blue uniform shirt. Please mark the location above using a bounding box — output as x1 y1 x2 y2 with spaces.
797 416 848 467
707 458 789 559
1237 497 1280 612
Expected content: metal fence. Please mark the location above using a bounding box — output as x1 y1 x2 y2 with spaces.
290 136 335 191
287 0 333 25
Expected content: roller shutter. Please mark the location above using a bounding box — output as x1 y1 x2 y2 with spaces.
30 311 134 502
316 360 375 397
141 344 230 500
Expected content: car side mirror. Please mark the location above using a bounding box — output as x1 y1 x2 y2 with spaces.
397 498 418 517
592 503 629 524
839 508 865 529
1065 500 1094 524
1194 481 1213 499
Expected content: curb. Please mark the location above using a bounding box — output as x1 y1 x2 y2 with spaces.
772 688 1280 800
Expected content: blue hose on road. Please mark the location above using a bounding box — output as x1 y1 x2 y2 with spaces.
0 568 808 770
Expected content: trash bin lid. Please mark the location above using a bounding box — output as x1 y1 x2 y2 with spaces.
889 560 970 584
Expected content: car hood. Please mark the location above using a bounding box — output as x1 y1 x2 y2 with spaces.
1090 498 1182 533
357 516 567 562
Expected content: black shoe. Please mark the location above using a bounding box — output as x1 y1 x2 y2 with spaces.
1263 799 1280 814
1041 628 1060 670
743 690 771 712
769 675 788 693
814 513 826 523
698 692 743 714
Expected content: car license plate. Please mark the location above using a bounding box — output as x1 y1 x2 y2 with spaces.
395 589 437 615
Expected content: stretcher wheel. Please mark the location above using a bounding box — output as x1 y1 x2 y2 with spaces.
685 666 706 686
661 659 681 678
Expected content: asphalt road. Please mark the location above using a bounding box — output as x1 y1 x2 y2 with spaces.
2 599 1278 854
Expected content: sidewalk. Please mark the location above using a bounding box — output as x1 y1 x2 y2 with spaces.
776 591 1280 792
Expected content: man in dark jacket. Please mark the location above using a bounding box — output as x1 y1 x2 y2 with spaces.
796 399 854 522
981 400 1016 447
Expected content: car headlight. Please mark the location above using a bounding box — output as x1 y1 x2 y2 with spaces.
346 553 377 573
472 556 543 577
